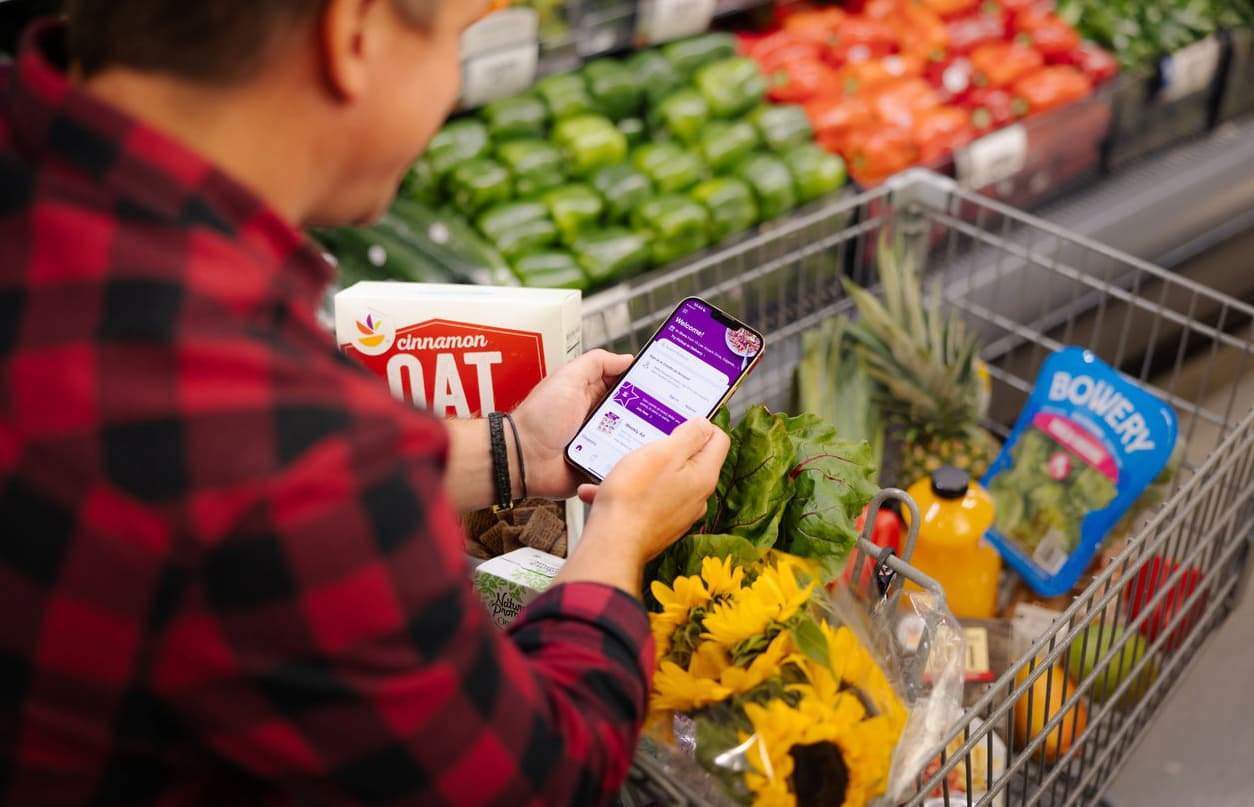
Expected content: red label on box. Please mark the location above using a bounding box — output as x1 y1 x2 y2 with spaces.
343 318 547 418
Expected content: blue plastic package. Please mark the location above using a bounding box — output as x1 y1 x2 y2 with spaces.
982 348 1178 596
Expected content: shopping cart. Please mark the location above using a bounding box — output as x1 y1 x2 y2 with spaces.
585 170 1254 806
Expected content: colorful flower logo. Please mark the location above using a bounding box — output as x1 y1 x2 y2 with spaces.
355 314 386 349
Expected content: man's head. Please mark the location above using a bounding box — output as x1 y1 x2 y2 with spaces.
65 0 490 225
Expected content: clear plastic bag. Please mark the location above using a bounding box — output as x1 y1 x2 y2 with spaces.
641 541 965 807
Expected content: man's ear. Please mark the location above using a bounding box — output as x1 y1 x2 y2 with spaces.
319 0 380 100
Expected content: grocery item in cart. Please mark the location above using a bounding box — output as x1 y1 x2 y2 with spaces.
335 282 584 555
983 348 1178 596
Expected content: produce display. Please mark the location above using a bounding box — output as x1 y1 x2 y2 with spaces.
741 0 1118 185
324 33 848 293
1057 0 1254 68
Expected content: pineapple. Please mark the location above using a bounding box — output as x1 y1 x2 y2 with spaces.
842 232 999 487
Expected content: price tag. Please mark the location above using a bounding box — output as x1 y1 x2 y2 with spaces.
956 124 1027 191
1160 35 1221 103
637 0 717 45
460 9 539 109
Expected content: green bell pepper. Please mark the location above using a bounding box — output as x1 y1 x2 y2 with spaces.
535 73 596 120
695 57 768 119
661 33 739 80
495 139 565 197
626 48 683 105
551 114 628 177
781 144 847 204
650 89 710 145
749 104 815 154
571 228 651 286
542 184 605 243
691 177 759 243
511 250 588 291
475 200 550 243
482 94 548 141
582 59 644 120
631 194 711 266
735 153 798 221
698 120 761 173
399 156 439 205
632 143 707 194
590 164 654 223
617 117 648 148
426 119 491 178
494 217 561 259
445 158 512 216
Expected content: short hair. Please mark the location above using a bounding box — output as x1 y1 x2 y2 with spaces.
66 0 439 82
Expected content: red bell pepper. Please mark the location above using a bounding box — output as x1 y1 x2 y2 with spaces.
998 0 1056 15
927 56 978 103
946 7 1009 53
1057 42 1119 84
783 6 848 35
965 86 1025 131
806 94 876 139
922 0 980 17
843 503 904 588
971 41 1045 87
869 77 943 128
844 124 919 185
829 16 900 66
768 57 843 104
1017 12 1081 58
862 0 901 18
745 30 826 72
894 3 951 62
1123 555 1206 648
838 53 926 95
912 105 979 162
1013 65 1092 114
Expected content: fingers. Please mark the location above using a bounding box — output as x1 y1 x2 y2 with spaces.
689 426 731 481
577 484 599 505
666 418 719 460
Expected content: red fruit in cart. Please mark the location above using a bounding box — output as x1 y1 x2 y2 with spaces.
971 41 1045 87
1124 555 1207 649
1017 13 1081 59
1013 65 1093 115
768 57 843 104
1057 42 1120 84
966 86 1026 131
869 78 944 129
843 503 904 588
945 7 1009 54
922 0 980 18
928 56 978 103
829 17 900 66
912 105 979 162
806 94 876 138
839 53 927 96
844 125 919 185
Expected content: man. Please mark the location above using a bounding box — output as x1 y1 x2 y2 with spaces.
0 1 730 804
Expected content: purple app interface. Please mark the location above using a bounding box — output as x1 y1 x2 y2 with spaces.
570 300 762 479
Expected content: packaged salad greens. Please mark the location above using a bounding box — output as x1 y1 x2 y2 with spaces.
983 348 1178 596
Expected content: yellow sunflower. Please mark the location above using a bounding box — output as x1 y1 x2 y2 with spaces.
700 554 746 599
651 574 711 620
822 622 908 729
721 631 799 694
652 659 732 712
701 560 816 647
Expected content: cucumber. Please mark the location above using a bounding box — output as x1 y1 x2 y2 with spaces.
386 198 516 286
329 226 457 285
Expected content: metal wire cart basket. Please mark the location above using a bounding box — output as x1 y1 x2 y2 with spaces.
583 170 1254 806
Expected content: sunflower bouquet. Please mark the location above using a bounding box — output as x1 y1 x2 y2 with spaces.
646 552 910 807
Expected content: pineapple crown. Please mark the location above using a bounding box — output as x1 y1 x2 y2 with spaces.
841 232 988 436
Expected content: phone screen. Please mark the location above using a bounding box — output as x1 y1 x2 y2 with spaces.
566 298 763 481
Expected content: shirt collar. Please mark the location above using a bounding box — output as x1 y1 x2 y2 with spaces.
4 20 335 313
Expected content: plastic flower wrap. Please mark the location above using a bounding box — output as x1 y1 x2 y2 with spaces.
645 553 913 807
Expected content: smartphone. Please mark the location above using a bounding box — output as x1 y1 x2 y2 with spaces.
565 297 765 482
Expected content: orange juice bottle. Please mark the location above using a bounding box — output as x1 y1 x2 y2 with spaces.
905 466 1001 619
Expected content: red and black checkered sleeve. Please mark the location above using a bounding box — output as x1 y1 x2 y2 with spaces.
151 358 653 806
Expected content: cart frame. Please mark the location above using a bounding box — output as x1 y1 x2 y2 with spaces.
587 170 1254 806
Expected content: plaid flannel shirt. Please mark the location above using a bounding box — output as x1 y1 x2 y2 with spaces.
0 23 652 806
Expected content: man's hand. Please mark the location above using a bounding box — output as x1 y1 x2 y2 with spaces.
511 349 632 499
556 418 730 595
